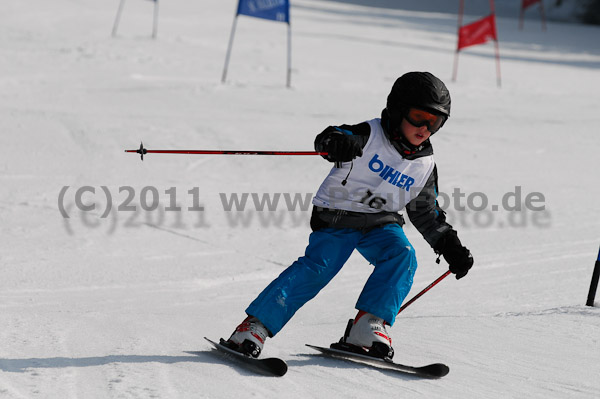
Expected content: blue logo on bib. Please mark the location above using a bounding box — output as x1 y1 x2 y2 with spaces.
368 154 415 192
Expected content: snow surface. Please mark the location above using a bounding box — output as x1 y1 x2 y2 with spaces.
1 0 599 397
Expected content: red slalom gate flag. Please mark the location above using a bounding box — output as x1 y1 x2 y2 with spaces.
457 14 498 51
522 0 541 10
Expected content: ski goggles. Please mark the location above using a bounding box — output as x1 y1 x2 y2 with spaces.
404 108 447 134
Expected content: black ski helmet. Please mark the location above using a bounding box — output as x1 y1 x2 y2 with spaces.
386 72 451 134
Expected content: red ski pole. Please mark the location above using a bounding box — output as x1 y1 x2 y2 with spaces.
397 270 452 315
125 142 328 161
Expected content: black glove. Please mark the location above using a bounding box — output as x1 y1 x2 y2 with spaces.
435 230 473 280
325 134 363 162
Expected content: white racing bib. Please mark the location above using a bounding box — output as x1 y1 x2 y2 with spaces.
312 119 435 213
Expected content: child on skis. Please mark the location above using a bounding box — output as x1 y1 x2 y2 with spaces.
224 71 474 359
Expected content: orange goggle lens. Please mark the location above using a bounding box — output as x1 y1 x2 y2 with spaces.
405 108 446 133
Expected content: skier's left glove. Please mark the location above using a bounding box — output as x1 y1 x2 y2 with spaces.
435 230 473 280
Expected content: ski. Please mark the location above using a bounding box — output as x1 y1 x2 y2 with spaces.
204 337 288 377
306 344 449 379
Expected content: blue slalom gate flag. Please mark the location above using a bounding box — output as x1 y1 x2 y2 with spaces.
237 0 290 23
223 0 292 86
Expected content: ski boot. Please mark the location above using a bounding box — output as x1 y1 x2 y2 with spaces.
332 311 394 359
223 316 269 358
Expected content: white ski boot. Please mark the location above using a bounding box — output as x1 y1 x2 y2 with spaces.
339 311 394 359
226 316 269 358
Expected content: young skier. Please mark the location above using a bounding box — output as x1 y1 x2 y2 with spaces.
224 71 473 359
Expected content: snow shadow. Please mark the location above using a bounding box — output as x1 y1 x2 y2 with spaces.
297 1 600 70
0 353 215 373
294 2 456 35
321 0 569 21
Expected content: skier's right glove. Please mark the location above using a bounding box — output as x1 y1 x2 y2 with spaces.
324 134 363 163
434 230 473 280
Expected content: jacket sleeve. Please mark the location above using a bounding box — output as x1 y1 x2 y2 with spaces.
406 165 453 249
314 122 370 162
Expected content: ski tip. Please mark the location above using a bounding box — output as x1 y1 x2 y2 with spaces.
206 337 288 377
272 361 288 377
421 363 450 378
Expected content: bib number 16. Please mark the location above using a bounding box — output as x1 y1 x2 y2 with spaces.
360 189 387 210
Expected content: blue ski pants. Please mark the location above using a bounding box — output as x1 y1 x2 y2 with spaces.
246 224 418 336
